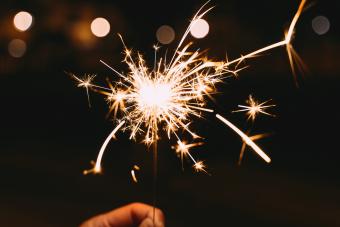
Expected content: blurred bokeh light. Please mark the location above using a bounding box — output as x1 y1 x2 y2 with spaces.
8 39 27 58
312 15 330 35
91 17 110 37
13 11 33 32
70 21 95 49
190 18 209 39
156 25 175 44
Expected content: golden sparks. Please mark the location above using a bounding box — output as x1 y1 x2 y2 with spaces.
233 95 275 121
72 1 306 174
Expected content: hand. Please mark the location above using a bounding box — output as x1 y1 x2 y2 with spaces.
80 203 165 227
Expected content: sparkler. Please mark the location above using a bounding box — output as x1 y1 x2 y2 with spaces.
71 0 306 177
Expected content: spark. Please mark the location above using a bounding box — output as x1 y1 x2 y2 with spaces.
172 140 204 170
84 120 125 174
233 95 275 121
216 114 271 163
193 161 208 174
72 74 96 107
220 0 307 85
238 133 272 165
72 1 306 173
131 165 140 183
131 170 138 183
285 0 308 86
173 140 209 174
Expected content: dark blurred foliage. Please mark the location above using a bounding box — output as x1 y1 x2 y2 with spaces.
0 0 339 226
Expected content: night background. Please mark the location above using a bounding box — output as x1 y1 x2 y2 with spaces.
1 0 339 226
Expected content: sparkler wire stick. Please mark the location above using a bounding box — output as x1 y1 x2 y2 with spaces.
152 140 158 226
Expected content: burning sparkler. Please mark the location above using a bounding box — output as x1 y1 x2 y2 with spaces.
71 1 306 176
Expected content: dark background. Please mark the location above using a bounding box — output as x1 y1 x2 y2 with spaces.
1 0 339 226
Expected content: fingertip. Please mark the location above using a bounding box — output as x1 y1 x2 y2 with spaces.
129 202 150 211
139 217 153 227
145 207 165 227
129 203 165 226
155 208 165 224
79 214 108 227
80 203 165 227
139 217 164 227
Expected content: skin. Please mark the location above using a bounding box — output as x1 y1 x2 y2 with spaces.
80 203 165 227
